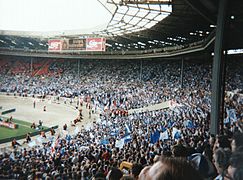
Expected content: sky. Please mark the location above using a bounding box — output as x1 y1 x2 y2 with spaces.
0 0 112 32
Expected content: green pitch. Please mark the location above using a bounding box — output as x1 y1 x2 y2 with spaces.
0 117 48 141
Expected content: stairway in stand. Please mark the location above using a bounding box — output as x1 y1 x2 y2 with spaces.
33 60 51 76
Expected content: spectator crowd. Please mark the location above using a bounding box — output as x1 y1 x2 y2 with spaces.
0 58 243 179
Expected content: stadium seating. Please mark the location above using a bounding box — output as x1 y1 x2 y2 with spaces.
0 58 242 179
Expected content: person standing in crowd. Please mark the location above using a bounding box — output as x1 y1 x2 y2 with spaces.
50 127 55 136
213 148 231 180
40 131 46 138
131 163 143 180
231 132 243 152
23 133 31 144
39 120 43 129
9 116 13 122
33 100 36 108
89 109 92 119
11 138 21 148
31 122 36 129
79 108 83 119
63 123 67 130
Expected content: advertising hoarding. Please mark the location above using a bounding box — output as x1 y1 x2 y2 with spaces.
0 121 17 129
86 38 106 51
48 37 106 52
48 39 62 51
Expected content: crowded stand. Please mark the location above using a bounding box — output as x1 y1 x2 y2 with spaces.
0 58 243 179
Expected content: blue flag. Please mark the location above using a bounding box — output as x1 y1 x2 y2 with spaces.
123 135 132 143
224 109 237 124
125 123 131 135
174 131 181 139
229 109 237 122
168 120 174 128
100 139 109 145
186 120 195 129
150 130 160 144
172 127 181 139
161 125 166 132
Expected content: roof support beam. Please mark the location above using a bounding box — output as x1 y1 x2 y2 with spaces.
184 0 216 24
210 0 228 135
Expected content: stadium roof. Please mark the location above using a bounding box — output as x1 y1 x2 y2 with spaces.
0 0 171 37
106 0 243 51
95 0 172 36
0 0 243 53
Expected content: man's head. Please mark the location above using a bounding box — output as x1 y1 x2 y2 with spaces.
138 157 203 180
131 163 143 179
107 168 123 180
227 152 243 179
231 132 243 152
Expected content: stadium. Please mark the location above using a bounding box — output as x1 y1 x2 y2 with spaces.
0 0 243 179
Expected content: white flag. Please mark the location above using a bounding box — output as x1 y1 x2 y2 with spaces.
28 140 37 147
160 130 169 140
115 139 124 149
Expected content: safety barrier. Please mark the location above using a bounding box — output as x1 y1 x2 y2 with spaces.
1 108 16 115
